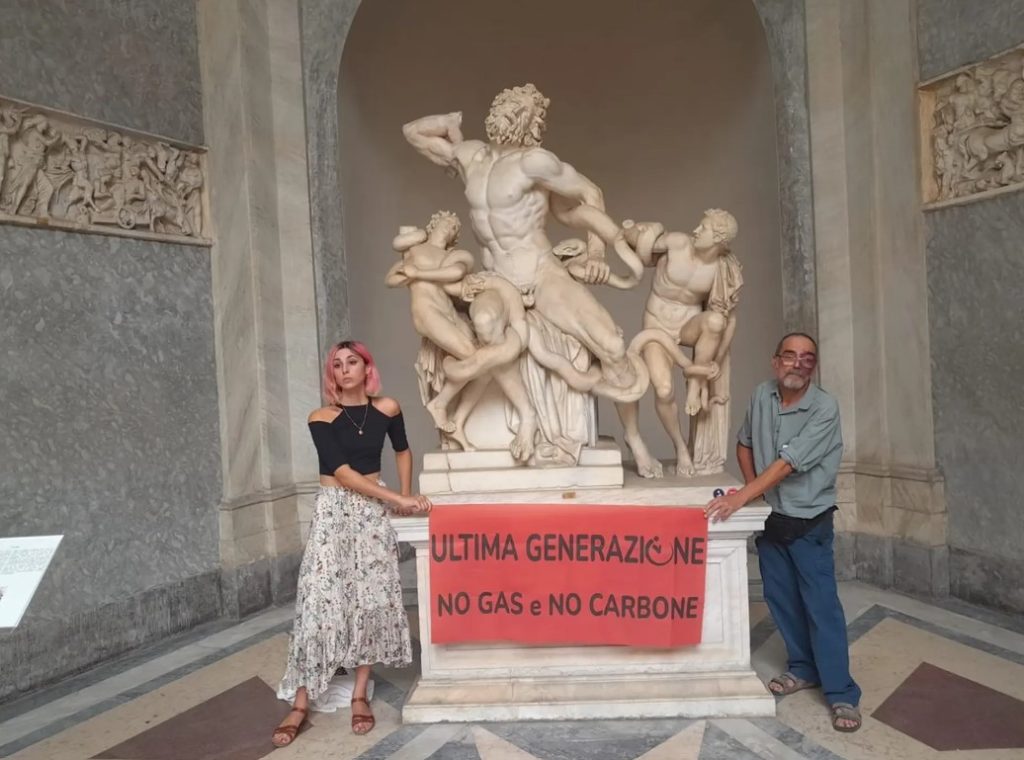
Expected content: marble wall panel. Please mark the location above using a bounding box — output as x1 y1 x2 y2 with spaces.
920 0 1024 611
918 0 1024 82
0 228 221 621
0 0 203 145
0 0 220 695
925 194 1024 564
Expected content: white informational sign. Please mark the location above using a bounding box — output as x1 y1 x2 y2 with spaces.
0 535 63 628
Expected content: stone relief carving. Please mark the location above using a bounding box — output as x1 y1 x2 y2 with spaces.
922 48 1024 204
0 96 208 244
396 84 738 477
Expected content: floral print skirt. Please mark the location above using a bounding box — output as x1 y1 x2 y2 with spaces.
277 485 412 702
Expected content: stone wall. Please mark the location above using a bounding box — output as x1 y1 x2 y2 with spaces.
918 0 1024 613
805 0 948 597
0 1 222 699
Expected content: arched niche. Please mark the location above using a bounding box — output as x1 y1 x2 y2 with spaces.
301 0 814 475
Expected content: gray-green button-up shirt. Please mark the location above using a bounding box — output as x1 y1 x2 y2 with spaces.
737 380 842 518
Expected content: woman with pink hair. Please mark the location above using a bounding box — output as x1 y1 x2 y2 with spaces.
273 340 432 747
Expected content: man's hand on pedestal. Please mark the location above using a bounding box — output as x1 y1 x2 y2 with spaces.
704 492 746 523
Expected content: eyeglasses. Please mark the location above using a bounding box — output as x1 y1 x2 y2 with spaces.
775 351 817 369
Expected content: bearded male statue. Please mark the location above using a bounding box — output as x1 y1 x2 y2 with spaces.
403 85 654 465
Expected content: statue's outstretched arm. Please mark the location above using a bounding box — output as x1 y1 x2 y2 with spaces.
524 149 612 258
523 149 605 211
402 112 464 167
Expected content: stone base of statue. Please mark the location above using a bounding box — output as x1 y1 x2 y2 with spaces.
418 385 624 494
419 438 624 494
391 473 774 723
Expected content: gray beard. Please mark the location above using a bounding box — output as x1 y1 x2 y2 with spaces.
781 373 808 391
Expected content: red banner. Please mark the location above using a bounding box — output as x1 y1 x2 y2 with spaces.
428 503 708 647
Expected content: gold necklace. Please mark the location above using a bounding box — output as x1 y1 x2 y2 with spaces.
339 403 369 435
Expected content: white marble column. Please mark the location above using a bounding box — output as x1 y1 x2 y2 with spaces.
197 0 321 616
805 0 947 595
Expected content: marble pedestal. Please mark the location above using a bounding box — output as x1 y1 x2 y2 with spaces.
418 384 621 495
419 437 624 494
391 472 775 722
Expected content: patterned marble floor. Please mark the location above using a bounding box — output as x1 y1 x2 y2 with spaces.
2 578 1024 760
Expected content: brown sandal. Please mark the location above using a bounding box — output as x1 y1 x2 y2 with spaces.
271 706 309 748
768 672 820 696
831 702 862 732
351 696 375 735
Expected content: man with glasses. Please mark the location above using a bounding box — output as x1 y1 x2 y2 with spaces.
704 332 861 732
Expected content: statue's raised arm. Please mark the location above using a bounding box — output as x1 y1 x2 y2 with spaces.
403 111 484 170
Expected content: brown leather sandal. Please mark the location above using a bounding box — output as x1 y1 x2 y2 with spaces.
831 702 862 732
271 706 309 748
351 696 376 735
768 672 819 696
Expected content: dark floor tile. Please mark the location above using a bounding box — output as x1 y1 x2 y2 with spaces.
873 661 1024 751
92 677 303 760
0 617 232 722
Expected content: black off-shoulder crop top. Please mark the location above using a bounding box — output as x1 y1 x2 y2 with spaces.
308 403 409 476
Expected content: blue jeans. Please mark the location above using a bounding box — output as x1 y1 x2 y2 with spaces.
756 511 861 706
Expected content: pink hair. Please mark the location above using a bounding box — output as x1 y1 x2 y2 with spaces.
322 340 382 403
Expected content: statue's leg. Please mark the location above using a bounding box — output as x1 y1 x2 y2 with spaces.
526 329 602 391
416 309 477 432
533 270 632 387
425 380 464 434
616 399 663 479
466 291 536 463
442 316 491 450
444 332 524 384
445 291 526 383
679 312 726 416
447 376 489 451
493 362 536 463
646 341 695 477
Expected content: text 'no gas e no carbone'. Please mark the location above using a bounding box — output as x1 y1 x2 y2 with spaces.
427 503 710 647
